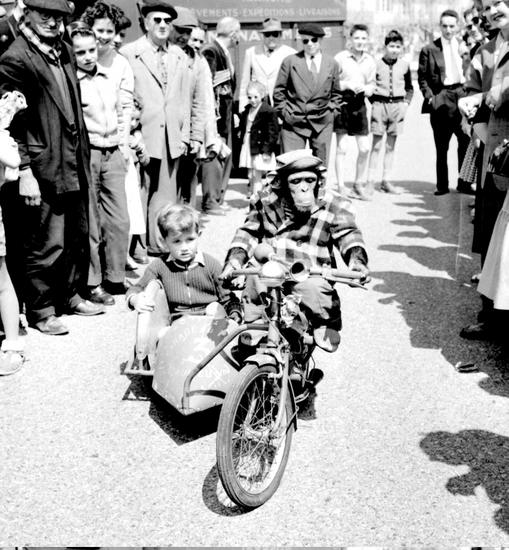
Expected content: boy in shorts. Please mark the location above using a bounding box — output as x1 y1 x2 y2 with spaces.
367 30 413 195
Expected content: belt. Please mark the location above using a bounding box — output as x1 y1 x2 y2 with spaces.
443 83 464 90
371 95 405 103
90 144 119 152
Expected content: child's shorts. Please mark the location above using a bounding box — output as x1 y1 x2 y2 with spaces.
0 206 6 257
371 100 407 137
334 92 369 136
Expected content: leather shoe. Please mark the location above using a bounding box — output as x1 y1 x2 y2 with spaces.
459 322 492 340
103 280 131 295
313 326 340 352
380 180 399 194
35 315 69 335
350 183 371 201
87 285 115 306
434 189 450 196
203 207 226 216
70 299 105 316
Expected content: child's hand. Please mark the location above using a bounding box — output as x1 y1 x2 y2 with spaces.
132 292 155 313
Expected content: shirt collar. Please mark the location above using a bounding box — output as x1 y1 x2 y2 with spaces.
76 65 108 80
147 36 168 52
347 49 369 62
304 51 321 61
166 249 205 269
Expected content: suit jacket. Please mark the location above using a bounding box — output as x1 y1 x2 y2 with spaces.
418 37 465 113
238 101 279 156
238 43 296 110
0 34 91 198
201 39 235 139
121 36 206 160
0 14 19 57
273 50 341 137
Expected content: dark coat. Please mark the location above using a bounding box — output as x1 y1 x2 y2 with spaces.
418 37 466 113
272 50 342 137
0 14 19 57
238 101 279 156
201 39 236 139
0 34 91 198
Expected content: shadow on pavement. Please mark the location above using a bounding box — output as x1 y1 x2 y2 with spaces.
420 429 509 534
201 464 249 517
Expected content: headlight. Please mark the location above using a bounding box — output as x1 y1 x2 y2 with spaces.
260 260 286 287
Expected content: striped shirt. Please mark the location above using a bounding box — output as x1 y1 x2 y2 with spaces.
227 190 366 268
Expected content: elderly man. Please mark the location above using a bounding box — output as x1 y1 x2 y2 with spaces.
273 23 342 166
121 0 206 254
200 16 240 216
238 17 296 111
0 0 104 335
221 149 369 352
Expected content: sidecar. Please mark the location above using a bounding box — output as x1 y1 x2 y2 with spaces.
124 304 268 415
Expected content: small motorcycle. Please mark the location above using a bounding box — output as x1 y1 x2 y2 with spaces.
125 246 365 509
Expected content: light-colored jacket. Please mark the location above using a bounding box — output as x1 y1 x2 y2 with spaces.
239 43 296 111
121 35 206 160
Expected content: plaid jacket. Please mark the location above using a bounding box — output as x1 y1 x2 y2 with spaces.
228 190 366 268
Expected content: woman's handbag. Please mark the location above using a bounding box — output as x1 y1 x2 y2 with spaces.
487 138 509 191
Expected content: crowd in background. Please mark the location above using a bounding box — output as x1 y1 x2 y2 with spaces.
0 0 507 376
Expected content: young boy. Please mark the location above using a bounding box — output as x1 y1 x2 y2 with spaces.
127 204 241 365
367 30 414 194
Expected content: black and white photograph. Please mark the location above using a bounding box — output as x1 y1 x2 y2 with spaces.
1 0 509 546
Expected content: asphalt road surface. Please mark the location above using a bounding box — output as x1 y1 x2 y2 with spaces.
1 89 509 546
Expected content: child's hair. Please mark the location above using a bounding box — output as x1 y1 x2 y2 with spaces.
246 80 266 98
157 204 201 239
69 20 96 40
440 9 460 22
350 23 369 36
385 29 404 46
81 0 119 28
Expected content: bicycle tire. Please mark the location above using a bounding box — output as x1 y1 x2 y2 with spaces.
216 363 294 509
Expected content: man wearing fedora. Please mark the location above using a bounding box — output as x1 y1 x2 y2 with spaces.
273 23 342 166
121 0 206 254
0 0 104 335
238 18 296 111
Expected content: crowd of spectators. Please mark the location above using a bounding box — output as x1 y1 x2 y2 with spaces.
0 0 507 377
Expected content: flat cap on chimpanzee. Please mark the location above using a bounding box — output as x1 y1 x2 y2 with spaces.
298 23 325 37
24 0 74 15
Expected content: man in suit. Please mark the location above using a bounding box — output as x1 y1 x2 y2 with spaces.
418 9 471 196
238 18 296 111
273 22 342 166
121 0 206 254
0 0 104 335
200 16 240 216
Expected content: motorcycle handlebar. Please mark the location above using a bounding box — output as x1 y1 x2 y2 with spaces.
229 265 365 282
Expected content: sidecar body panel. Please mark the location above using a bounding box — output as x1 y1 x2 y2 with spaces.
152 315 241 415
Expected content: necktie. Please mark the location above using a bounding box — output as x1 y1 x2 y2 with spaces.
310 55 318 85
157 46 168 91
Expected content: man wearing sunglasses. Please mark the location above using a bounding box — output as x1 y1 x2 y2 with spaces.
0 0 106 335
121 0 207 254
273 23 342 166
238 18 296 111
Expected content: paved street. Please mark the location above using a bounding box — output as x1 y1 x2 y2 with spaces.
1 89 509 547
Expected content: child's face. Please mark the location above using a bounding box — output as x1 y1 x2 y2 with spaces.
73 35 98 72
92 17 116 53
165 229 199 263
131 107 141 130
247 88 262 108
385 41 403 59
351 30 369 53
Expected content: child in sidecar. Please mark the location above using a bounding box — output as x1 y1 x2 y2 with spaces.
126 204 241 369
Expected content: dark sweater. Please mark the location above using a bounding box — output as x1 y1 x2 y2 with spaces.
127 252 240 315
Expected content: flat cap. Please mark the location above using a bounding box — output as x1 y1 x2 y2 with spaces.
140 0 177 19
298 22 325 37
173 6 198 29
273 149 326 176
24 0 74 14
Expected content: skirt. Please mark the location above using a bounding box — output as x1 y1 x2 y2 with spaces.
478 189 509 309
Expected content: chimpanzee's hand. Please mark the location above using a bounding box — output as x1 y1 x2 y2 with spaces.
220 259 246 289
348 259 371 284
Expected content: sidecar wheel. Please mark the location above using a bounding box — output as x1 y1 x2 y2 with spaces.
216 363 294 509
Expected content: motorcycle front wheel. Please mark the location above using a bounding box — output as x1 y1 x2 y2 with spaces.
216 363 295 509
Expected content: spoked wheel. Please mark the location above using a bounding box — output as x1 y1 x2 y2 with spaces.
216 363 295 509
